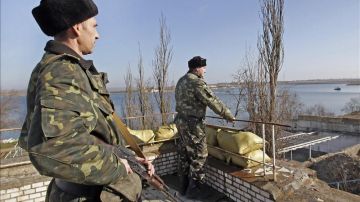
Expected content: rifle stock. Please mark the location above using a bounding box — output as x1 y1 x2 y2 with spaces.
114 146 181 202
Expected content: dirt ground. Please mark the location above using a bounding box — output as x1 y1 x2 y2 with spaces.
307 144 360 195
260 158 360 202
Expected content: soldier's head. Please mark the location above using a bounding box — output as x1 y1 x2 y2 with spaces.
188 56 207 78
32 0 99 56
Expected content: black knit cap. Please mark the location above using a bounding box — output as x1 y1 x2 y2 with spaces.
32 0 98 36
188 56 207 69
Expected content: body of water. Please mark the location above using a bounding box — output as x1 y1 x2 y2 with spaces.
1 83 359 147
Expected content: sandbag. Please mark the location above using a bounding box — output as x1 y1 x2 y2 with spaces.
230 149 271 168
127 128 155 143
205 126 221 146
217 130 264 154
154 124 178 140
207 146 226 161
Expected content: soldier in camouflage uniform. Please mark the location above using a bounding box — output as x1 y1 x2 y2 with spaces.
174 56 235 199
19 1 154 201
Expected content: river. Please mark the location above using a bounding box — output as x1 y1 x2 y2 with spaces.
1 83 359 153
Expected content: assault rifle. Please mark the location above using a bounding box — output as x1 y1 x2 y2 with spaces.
112 114 182 202
114 146 181 202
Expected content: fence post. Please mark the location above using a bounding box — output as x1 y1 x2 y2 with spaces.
262 124 266 176
272 125 276 182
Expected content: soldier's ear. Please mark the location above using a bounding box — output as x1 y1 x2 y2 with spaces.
71 23 82 37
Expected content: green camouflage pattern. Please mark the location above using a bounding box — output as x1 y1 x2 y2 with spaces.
19 41 140 201
174 72 234 183
175 72 234 120
175 117 207 183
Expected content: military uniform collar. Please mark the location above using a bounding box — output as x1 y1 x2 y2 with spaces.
187 72 203 79
44 40 95 71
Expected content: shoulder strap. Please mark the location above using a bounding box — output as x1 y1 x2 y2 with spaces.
113 113 146 159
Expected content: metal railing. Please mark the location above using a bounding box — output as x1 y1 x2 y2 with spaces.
0 127 23 159
206 116 292 182
0 127 21 132
122 112 177 120
1 113 290 182
328 179 360 190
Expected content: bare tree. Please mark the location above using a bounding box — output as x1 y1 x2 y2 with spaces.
275 90 303 121
233 0 294 155
234 51 302 154
136 44 155 129
258 0 284 123
304 104 334 116
0 90 21 129
122 65 137 129
233 49 258 125
153 13 173 125
342 97 360 114
258 0 284 154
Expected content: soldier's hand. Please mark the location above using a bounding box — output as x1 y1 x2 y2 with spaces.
136 157 155 176
224 115 236 123
120 158 133 174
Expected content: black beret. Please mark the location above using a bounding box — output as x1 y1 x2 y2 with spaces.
188 56 207 69
32 0 98 36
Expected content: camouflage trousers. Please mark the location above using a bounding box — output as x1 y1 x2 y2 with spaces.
175 117 208 183
45 173 142 202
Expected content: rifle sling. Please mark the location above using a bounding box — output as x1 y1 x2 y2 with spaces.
113 113 146 159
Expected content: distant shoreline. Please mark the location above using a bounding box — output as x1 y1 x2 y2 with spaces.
1 78 359 95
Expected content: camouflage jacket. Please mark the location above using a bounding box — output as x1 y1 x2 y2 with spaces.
175 72 234 120
19 40 127 185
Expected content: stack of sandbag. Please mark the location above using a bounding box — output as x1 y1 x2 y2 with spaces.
154 123 178 141
231 150 271 168
205 126 221 146
127 128 155 144
217 130 264 154
205 126 270 168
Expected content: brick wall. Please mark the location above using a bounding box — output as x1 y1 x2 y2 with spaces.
1 151 274 202
149 151 178 176
0 181 50 202
149 151 275 202
204 165 273 202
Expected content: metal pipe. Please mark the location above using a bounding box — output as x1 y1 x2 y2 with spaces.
277 132 317 140
0 161 32 169
205 124 244 131
206 116 291 127
123 112 177 120
207 144 273 166
0 128 22 132
329 179 360 185
278 135 339 153
262 124 266 177
272 125 276 182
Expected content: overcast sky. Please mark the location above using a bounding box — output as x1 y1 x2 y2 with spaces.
1 0 359 90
